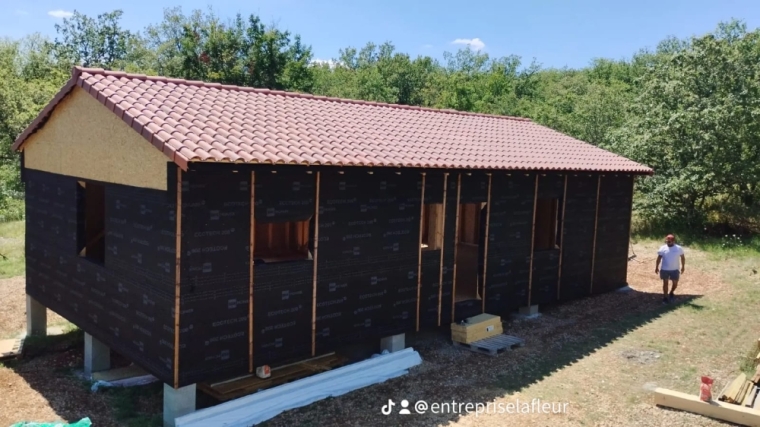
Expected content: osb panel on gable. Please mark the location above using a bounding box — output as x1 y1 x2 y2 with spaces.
23 86 169 190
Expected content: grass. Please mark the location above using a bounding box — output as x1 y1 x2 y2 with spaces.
0 220 24 279
468 236 760 427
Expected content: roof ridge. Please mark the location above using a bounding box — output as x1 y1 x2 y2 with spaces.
74 66 533 123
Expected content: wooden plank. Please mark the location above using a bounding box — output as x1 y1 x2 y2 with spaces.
737 380 750 405
557 174 568 300
451 174 462 321
437 173 448 327
744 385 757 407
721 373 746 403
654 387 760 427
482 173 492 313
416 173 426 331
0 338 24 361
249 171 255 373
527 174 538 306
589 175 601 294
311 171 321 356
201 353 348 402
173 166 182 388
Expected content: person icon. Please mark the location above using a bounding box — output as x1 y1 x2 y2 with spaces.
399 399 411 414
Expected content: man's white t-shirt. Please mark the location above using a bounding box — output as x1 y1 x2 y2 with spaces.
658 244 684 271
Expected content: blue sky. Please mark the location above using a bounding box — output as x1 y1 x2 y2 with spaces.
2 0 759 69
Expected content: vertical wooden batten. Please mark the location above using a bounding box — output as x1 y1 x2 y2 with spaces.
437 173 448 326
481 173 492 313
451 174 462 321
248 171 255 373
557 174 568 300
173 167 182 389
623 176 636 281
590 175 602 294
311 171 321 356
415 173 426 331
527 174 539 307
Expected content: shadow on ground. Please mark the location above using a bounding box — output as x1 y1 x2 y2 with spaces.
250 285 704 427
4 327 163 427
4 284 701 427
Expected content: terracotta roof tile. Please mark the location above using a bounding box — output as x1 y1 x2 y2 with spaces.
13 67 653 174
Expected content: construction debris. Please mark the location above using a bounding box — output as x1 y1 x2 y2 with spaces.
0 337 24 361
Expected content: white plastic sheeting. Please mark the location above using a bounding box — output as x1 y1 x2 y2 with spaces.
175 347 423 427
90 374 158 392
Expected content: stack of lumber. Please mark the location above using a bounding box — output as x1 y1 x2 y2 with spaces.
718 370 760 409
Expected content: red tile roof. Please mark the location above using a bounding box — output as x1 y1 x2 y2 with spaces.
14 67 653 174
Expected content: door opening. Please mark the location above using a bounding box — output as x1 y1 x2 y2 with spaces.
455 202 486 302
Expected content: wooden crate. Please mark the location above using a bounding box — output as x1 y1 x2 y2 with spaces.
451 313 503 344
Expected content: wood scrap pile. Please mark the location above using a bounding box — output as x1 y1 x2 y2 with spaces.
717 367 760 409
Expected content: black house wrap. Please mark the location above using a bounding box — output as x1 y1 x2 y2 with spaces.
25 168 176 384
23 163 636 388
559 175 600 301
592 175 634 294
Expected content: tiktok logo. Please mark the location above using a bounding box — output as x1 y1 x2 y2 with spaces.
381 399 396 415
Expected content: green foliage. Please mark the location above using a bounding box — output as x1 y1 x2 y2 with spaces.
146 7 314 90
0 10 758 234
53 10 146 70
612 21 760 227
0 220 25 278
721 234 744 249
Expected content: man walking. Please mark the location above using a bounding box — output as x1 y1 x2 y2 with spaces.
655 234 685 304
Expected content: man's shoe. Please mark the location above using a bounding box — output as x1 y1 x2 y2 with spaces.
662 298 669 305
668 294 675 303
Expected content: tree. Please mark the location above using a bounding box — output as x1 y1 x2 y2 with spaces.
611 20 760 226
0 35 68 220
147 7 314 91
53 10 144 70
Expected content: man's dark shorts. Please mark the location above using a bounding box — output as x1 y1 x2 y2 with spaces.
660 270 680 281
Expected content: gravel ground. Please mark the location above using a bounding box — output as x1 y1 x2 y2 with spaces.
0 241 757 427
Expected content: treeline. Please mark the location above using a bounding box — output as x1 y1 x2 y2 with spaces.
1 7 759 231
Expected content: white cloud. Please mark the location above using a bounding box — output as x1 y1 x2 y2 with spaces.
15 9 28 15
311 58 339 68
451 38 485 51
48 10 74 19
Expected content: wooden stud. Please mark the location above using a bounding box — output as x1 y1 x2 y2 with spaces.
527 174 539 307
267 223 273 251
437 173 448 327
557 174 568 300
654 387 760 426
481 173 492 313
311 171 321 356
416 173 426 331
248 171 255 373
590 175 602 294
623 175 636 274
451 174 462 321
173 167 182 389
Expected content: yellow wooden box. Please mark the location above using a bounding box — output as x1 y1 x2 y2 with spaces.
451 313 503 344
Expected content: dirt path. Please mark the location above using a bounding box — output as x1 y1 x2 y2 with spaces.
0 276 65 339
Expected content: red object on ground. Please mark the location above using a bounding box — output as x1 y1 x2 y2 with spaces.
700 376 714 401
